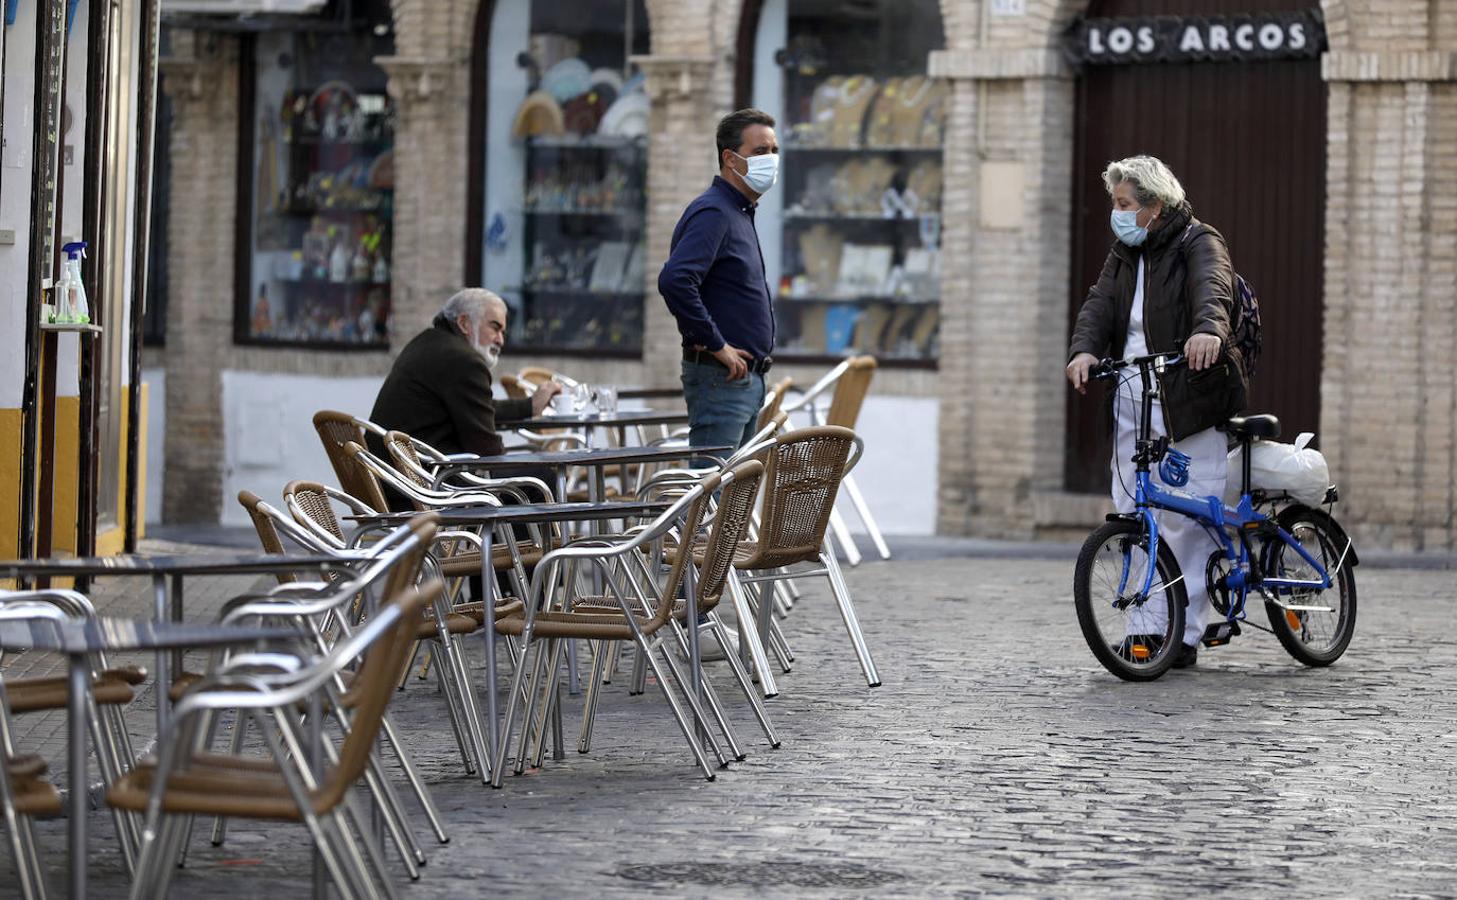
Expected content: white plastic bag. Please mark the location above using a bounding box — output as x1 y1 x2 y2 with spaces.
1224 432 1330 506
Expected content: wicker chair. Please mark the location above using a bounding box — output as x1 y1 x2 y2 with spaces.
499 373 529 400
312 410 391 511
0 589 147 873
492 460 765 786
782 356 890 565
0 625 65 900
677 426 880 689
107 561 444 899
244 488 494 784
207 512 456 868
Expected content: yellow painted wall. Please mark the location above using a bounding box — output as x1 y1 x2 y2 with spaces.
0 382 148 563
0 408 20 559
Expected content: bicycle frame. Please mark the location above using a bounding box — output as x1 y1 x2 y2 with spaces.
1109 353 1332 621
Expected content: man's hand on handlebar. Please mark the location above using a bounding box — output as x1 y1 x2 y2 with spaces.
1066 352 1100 395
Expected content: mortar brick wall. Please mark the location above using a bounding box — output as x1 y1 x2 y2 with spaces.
156 0 1457 548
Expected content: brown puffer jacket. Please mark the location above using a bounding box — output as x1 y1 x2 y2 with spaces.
1068 202 1247 441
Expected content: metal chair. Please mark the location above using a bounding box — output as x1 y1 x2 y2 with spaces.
491 460 765 786
0 619 65 900
108 568 444 899
684 427 881 689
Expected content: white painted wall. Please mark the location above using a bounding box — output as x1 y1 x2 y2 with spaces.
1 0 39 409
219 370 384 525
143 368 165 523
789 395 937 536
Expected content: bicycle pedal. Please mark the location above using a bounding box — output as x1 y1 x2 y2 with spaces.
1201 621 1241 648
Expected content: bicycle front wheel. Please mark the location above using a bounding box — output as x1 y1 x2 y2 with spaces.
1074 518 1187 682
1262 507 1357 666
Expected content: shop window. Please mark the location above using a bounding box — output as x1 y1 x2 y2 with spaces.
476 0 650 356
745 0 946 366
236 24 395 349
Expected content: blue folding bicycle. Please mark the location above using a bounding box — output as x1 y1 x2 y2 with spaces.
1073 353 1359 681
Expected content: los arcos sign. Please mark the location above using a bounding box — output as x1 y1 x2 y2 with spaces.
1068 9 1326 65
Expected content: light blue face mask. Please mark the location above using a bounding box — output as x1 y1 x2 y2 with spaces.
1110 207 1148 246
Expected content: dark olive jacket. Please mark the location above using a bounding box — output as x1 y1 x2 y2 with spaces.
369 314 532 457
1068 203 1247 440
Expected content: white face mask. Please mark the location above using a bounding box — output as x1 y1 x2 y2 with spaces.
731 150 780 194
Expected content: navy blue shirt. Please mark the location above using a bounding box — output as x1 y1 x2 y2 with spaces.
658 176 775 359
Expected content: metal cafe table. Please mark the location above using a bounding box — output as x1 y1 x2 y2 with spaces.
0 614 300 899
346 499 669 778
0 553 351 738
512 407 692 452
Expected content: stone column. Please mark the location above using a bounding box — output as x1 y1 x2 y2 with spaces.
158 32 240 524
1320 49 1457 551
634 55 718 386
375 54 473 345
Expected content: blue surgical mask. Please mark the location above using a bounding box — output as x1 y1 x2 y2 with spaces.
1110 207 1148 246
732 151 780 194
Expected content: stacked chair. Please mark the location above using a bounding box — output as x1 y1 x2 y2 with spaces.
782 355 891 565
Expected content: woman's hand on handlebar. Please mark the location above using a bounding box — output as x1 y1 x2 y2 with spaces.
1066 352 1100 395
1184 333 1221 371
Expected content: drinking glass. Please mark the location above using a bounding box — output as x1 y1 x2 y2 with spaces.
572 381 593 413
596 386 618 416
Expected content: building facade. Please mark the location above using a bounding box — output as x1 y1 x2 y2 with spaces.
148 0 1457 551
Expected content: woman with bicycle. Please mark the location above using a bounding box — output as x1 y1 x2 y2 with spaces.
1066 156 1248 670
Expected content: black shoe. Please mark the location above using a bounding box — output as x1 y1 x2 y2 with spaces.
1172 642 1199 669
1111 634 1163 662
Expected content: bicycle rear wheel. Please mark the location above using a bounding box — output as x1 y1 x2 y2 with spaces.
1262 507 1357 666
1074 519 1187 681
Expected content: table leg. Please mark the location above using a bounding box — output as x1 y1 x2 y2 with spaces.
170 575 185 677
152 575 170 737
687 582 705 748
480 529 499 778
560 467 581 697
68 655 89 899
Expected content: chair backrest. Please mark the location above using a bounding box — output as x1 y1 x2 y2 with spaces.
824 355 876 429
695 460 765 607
499 373 529 400
313 410 387 508
238 490 300 583
756 376 794 433
383 431 435 493
283 480 353 548
755 426 861 568
517 366 576 389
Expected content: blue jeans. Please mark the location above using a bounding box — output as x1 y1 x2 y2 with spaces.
681 360 765 455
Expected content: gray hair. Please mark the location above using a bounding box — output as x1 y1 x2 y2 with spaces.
441 288 507 327
1102 155 1186 209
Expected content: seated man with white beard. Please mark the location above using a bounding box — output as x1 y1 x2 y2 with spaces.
369 288 560 462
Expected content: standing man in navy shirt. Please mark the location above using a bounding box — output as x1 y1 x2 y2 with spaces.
659 108 779 451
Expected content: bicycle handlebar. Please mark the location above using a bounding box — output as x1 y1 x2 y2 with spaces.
1090 353 1186 381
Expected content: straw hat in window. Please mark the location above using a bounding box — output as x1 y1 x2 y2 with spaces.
513 90 566 138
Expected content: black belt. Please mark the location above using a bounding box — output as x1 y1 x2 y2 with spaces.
683 348 773 374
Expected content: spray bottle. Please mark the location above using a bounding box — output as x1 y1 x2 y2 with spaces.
56 241 90 324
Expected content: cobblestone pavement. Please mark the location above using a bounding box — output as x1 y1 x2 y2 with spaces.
4 542 1456 899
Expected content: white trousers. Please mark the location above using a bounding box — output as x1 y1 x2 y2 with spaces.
1111 386 1227 646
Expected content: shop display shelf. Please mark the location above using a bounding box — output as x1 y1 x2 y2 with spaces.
522 207 641 219
783 145 942 154
783 211 932 223
776 294 939 306
508 285 644 299
526 135 648 151
275 277 390 290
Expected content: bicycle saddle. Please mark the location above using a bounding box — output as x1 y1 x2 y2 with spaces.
1226 414 1280 441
